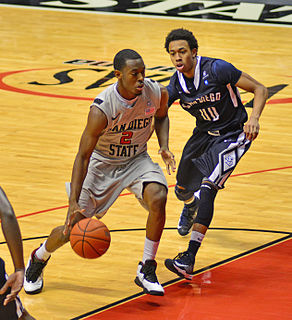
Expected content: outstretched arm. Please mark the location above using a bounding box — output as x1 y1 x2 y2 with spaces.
154 86 176 175
0 187 25 306
64 107 107 235
236 72 268 141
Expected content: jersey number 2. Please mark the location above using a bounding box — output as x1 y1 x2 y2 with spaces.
120 131 133 144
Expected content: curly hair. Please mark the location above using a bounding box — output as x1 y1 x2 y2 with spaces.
164 28 198 53
113 49 142 71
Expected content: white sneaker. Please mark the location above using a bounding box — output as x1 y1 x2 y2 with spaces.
24 248 49 294
134 260 164 296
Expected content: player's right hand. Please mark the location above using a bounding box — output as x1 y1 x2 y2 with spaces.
63 204 85 236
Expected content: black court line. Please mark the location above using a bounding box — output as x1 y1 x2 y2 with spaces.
69 233 292 320
0 227 291 245
0 235 47 245
109 227 292 235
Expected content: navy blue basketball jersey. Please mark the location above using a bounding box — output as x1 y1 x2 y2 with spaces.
167 56 248 133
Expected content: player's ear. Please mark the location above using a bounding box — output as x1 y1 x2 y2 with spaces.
192 48 197 58
114 70 122 79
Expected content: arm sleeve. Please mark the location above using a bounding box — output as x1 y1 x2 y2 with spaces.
212 59 242 85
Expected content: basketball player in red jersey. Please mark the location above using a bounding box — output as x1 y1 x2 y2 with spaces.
24 49 176 296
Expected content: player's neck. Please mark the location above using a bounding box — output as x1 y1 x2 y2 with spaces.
116 83 136 100
182 56 197 79
115 84 138 105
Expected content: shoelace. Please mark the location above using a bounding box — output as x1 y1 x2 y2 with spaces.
174 251 193 264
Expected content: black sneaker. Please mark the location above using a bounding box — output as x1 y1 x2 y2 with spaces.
134 260 164 296
164 251 195 280
177 197 199 236
24 248 50 294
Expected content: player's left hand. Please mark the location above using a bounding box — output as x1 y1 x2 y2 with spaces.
244 116 260 141
158 148 176 175
0 269 24 306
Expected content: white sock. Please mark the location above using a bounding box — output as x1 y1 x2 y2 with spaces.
190 231 205 244
35 241 51 261
142 238 159 263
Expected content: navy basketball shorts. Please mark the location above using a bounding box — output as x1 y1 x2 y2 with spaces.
176 128 251 191
0 258 24 319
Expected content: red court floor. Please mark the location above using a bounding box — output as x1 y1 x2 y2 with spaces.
83 237 292 320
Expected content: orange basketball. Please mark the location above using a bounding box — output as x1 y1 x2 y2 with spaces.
70 218 111 259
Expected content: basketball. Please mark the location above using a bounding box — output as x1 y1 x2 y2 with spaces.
70 218 111 259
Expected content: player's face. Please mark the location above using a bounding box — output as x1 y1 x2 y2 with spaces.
115 58 145 100
168 40 197 77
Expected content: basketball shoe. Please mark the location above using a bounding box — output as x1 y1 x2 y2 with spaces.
134 260 164 296
177 197 199 236
164 251 195 280
24 248 50 294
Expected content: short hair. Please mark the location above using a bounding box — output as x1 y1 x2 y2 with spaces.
164 28 199 53
113 49 142 71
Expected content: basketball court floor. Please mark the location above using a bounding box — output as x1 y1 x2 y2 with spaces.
0 1 291 319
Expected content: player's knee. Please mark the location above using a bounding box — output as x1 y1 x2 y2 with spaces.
201 178 219 191
174 185 194 201
151 186 167 210
145 183 167 214
200 179 218 204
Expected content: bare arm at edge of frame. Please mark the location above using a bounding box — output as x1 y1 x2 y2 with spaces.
0 187 25 306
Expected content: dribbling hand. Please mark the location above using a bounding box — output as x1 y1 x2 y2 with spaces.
63 204 85 236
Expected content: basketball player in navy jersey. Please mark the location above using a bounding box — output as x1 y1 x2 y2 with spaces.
163 28 268 279
0 187 35 319
24 49 176 296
